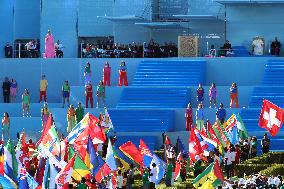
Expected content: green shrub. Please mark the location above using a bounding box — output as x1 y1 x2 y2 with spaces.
260 164 284 176
235 164 270 177
243 152 284 164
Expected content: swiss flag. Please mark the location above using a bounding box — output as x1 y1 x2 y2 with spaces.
188 128 203 165
258 99 284 136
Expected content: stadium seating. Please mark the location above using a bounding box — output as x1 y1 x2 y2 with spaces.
133 60 206 86
117 87 190 108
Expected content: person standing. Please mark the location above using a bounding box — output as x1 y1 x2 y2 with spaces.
165 160 174 187
216 103 226 124
126 164 134 189
22 89 31 117
185 103 193 131
118 61 128 86
41 103 50 127
4 42 13 58
196 83 204 105
96 80 105 108
261 133 270 154
142 168 150 189
271 37 281 56
85 82 94 108
196 103 204 131
117 170 124 189
209 82 217 108
62 81 70 108
230 82 239 108
67 105 76 133
193 155 202 177
10 79 18 103
2 112 10 142
103 62 111 86
149 163 158 189
75 102 84 123
39 75 48 103
2 77 10 103
84 62 92 85
44 30 56 58
76 177 88 189
55 40 64 58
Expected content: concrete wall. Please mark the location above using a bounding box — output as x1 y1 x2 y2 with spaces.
226 4 284 55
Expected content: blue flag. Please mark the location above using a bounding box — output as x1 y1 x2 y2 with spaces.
229 126 239 145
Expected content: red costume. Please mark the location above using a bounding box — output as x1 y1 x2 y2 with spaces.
103 66 111 86
118 71 128 86
185 107 193 131
85 84 93 108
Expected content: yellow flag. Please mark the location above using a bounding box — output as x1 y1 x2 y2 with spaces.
199 180 215 189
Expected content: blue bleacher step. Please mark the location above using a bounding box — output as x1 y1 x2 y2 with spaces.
117 87 190 108
262 60 284 85
133 60 206 86
249 86 284 108
108 109 174 132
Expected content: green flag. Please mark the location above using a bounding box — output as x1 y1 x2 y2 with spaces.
235 113 249 139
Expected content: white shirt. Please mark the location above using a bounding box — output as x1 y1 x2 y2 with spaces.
252 39 264 55
224 151 236 165
116 175 123 188
274 177 281 186
267 177 274 185
149 167 158 183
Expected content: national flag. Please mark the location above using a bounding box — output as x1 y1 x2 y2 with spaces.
176 137 186 156
93 151 111 183
35 157 46 185
4 140 18 181
15 131 29 164
60 138 69 161
67 113 99 144
37 115 52 147
149 154 166 185
194 129 217 156
101 109 114 130
174 152 183 181
18 166 28 189
40 146 66 169
207 121 220 145
113 146 131 172
164 134 172 161
38 124 61 157
192 161 224 188
68 147 90 181
72 115 106 158
212 121 230 147
105 139 117 171
258 99 284 136
225 114 237 132
26 173 40 189
0 175 18 189
199 180 215 189
55 155 76 187
0 143 4 175
228 125 239 145
49 161 58 189
139 139 153 167
119 141 143 167
42 158 50 189
188 129 203 165
235 113 249 139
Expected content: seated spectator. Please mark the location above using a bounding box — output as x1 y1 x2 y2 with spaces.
4 42 12 58
223 40 232 56
209 45 217 57
25 40 37 58
55 40 64 58
271 37 281 56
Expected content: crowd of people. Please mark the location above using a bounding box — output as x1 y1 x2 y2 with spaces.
80 39 178 58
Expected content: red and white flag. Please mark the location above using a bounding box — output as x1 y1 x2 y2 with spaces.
55 154 76 188
188 129 202 165
259 99 284 136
